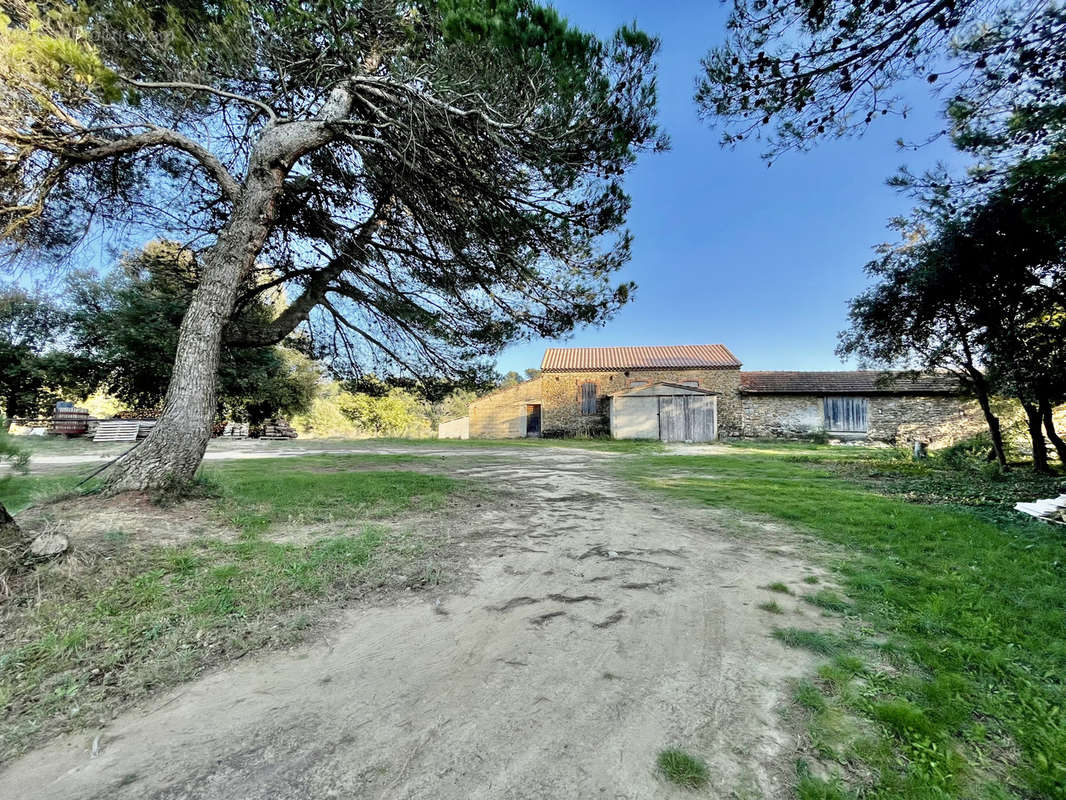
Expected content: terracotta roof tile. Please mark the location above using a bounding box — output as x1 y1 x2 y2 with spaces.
740 371 963 394
541 345 741 371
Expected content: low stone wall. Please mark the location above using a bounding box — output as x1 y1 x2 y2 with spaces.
437 417 469 440
541 368 742 437
469 379 543 438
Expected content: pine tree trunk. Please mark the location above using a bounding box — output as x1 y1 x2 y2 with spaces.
1022 400 1052 474
106 170 284 492
103 94 353 493
1039 397 1066 464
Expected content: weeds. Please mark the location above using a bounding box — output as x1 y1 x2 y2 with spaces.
656 748 710 789
772 628 845 656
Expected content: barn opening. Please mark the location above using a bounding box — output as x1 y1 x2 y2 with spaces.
525 404 542 437
609 383 718 442
824 396 868 433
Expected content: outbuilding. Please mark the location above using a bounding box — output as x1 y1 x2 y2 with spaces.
608 382 719 442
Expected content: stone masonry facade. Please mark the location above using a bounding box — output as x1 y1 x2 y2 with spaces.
466 346 985 446
540 368 743 437
741 393 986 446
468 378 544 439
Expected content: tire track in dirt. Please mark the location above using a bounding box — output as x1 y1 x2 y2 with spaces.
0 445 829 800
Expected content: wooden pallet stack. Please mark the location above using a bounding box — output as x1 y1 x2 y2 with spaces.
260 418 298 440
53 404 90 436
221 422 250 438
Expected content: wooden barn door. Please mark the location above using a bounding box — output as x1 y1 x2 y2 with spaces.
658 396 683 441
685 395 716 441
658 396 717 442
823 396 868 432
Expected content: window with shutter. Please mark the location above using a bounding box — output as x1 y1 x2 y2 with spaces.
580 381 598 414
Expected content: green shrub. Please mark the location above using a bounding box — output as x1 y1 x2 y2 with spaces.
937 432 994 470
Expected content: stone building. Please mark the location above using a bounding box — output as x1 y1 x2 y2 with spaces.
463 345 985 445
740 371 985 446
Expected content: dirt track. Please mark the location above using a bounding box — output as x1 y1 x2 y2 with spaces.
0 446 827 799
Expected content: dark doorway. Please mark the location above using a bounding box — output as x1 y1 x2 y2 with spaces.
525 404 542 436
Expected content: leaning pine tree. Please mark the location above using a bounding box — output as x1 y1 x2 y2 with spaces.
0 0 665 491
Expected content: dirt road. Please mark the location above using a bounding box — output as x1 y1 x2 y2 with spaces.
0 446 826 799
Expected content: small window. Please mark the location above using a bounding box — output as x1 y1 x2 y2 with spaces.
580 381 598 414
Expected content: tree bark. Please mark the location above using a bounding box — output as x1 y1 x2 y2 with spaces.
1039 397 1066 464
0 501 21 572
105 93 352 492
1021 400 1052 474
105 177 281 491
967 368 1008 467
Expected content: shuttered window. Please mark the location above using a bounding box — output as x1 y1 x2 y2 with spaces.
824 396 869 432
580 381 598 414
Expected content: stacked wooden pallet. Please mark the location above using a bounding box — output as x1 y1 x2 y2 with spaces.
221 422 250 438
260 418 298 440
53 404 90 436
93 421 142 443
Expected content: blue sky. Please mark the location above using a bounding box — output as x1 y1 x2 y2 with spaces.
494 0 964 375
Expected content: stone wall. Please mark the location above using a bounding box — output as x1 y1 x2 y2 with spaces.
869 395 986 447
541 368 742 437
741 394 823 438
468 379 543 438
741 392 987 446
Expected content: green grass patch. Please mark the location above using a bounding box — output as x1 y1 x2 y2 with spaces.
623 445 1066 798
202 454 458 534
0 468 95 514
766 581 793 594
773 627 846 656
805 590 851 615
758 600 784 614
1 452 467 758
656 747 710 789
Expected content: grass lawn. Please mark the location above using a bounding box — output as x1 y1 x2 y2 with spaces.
0 453 464 759
623 444 1066 800
359 436 666 453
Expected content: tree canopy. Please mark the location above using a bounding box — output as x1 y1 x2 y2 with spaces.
1 0 665 377
0 287 75 417
65 243 319 422
697 0 1064 166
839 162 1066 469
0 0 666 489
